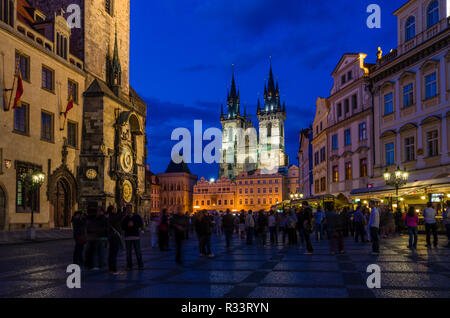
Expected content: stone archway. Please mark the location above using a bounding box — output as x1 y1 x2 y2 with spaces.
0 186 6 231
48 166 78 228
54 179 71 228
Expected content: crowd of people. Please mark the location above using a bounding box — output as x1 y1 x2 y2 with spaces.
71 200 450 273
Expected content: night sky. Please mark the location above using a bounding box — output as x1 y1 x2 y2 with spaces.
129 0 405 179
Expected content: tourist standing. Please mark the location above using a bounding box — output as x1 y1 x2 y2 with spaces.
268 211 278 244
222 209 235 248
245 211 255 245
325 204 339 255
107 205 123 275
300 202 314 254
394 208 404 235
199 210 214 257
71 211 87 266
423 202 438 248
353 203 366 243
121 205 144 270
172 208 186 264
368 200 380 255
286 211 297 245
257 210 268 246
405 206 419 249
313 206 325 241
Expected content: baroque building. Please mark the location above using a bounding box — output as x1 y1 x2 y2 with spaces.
326 53 374 200
0 0 147 230
354 0 449 207
219 63 289 180
158 160 197 214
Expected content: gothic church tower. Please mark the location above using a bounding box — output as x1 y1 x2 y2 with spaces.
257 62 289 173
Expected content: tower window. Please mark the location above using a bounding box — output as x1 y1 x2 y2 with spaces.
105 0 114 15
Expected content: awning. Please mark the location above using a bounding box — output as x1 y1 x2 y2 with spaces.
350 177 450 197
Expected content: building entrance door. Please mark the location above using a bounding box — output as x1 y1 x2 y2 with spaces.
54 180 71 228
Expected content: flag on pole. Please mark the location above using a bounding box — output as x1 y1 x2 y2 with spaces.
64 94 73 118
12 70 23 109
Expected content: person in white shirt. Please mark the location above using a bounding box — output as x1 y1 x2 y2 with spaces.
423 202 438 248
368 200 380 255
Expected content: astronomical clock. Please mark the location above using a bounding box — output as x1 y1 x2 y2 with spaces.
114 114 138 206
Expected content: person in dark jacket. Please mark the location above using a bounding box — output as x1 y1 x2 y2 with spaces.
85 207 108 270
107 205 124 274
257 211 268 246
299 202 314 254
172 208 187 264
121 205 144 270
325 205 338 255
222 209 235 248
354 203 367 243
71 211 86 266
198 210 214 257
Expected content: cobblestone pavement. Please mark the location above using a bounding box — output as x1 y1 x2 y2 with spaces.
0 232 449 298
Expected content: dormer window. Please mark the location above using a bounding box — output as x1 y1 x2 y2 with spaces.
0 0 14 27
426 1 439 28
341 75 346 85
405 16 415 41
347 71 352 81
56 32 68 59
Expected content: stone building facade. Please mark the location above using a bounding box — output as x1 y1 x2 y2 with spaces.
193 176 237 212
235 170 285 211
298 128 313 199
0 0 147 230
158 160 197 214
286 165 300 196
311 98 329 196
326 53 374 199
362 0 450 206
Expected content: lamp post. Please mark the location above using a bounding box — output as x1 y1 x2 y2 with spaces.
383 166 408 209
20 170 45 241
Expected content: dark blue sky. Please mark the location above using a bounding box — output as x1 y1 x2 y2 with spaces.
129 0 405 179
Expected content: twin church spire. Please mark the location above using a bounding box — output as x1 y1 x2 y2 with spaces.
222 60 286 122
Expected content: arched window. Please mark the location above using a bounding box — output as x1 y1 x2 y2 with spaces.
427 1 439 28
405 16 415 41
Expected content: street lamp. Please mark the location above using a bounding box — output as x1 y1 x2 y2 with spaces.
20 170 45 240
383 166 408 208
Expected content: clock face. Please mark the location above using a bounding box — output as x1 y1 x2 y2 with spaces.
122 180 133 203
86 168 97 180
120 147 133 173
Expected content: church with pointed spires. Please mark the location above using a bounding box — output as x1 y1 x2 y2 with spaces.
219 61 289 180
